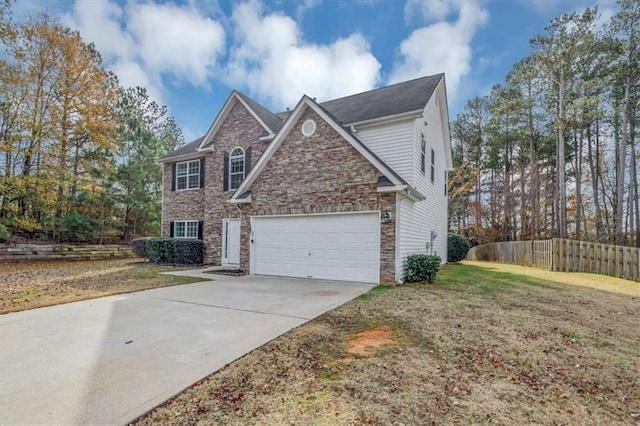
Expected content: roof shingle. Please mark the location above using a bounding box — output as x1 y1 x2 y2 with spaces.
160 74 443 162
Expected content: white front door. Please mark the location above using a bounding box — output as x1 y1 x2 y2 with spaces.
222 218 240 266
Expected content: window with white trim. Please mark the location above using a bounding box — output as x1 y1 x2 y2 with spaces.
420 133 426 174
174 220 199 239
176 160 200 190
430 148 435 183
229 147 245 190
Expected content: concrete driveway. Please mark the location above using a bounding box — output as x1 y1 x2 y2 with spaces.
0 272 373 425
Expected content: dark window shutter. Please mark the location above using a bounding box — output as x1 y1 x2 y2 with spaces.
198 221 203 240
199 158 205 188
169 221 174 237
245 146 252 175
171 164 176 191
223 151 229 191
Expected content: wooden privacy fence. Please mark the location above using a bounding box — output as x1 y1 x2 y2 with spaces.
466 238 640 282
0 244 136 263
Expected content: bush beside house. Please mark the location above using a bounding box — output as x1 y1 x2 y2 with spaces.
132 237 203 265
406 254 441 283
448 233 471 262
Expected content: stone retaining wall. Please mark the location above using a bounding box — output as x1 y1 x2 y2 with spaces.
0 244 136 262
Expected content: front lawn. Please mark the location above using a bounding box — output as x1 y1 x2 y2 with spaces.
136 262 640 425
0 259 207 314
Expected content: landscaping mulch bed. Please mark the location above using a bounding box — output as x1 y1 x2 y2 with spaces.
135 262 640 425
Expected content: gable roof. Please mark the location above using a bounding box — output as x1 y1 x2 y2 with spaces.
197 91 281 151
160 73 444 163
157 136 204 163
277 74 443 125
230 96 409 202
235 92 283 135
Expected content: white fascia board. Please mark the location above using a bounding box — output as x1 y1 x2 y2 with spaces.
235 95 276 138
227 194 252 204
377 185 426 202
231 96 405 201
346 109 423 129
308 101 404 186
230 97 308 200
197 92 275 151
198 94 236 150
436 78 454 171
157 152 205 164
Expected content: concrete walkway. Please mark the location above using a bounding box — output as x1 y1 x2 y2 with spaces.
0 272 373 425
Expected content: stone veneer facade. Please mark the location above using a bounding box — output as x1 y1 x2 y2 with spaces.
163 103 396 282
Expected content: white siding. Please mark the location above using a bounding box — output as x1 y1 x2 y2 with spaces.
356 119 415 184
396 83 449 280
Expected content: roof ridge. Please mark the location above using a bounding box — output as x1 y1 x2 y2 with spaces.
319 73 443 105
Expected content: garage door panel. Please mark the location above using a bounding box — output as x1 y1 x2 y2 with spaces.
252 213 380 284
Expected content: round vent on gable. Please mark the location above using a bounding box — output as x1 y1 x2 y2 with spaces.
301 119 316 137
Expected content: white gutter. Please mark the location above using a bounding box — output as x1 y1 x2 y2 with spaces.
377 185 425 202
157 152 206 164
227 194 252 203
346 109 423 128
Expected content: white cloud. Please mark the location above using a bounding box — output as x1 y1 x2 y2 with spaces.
225 1 381 109
127 3 224 86
62 0 133 61
296 0 322 22
404 0 455 22
63 0 226 102
390 0 489 100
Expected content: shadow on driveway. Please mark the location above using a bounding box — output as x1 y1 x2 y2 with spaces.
0 274 372 425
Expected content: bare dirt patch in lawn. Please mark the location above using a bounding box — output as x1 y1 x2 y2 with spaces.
136 263 639 425
347 325 395 356
0 259 207 314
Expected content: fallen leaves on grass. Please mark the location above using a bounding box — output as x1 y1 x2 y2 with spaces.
0 259 206 314
135 263 640 426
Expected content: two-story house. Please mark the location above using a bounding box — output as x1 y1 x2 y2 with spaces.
159 73 453 284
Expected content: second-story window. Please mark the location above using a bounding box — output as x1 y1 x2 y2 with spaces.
176 160 200 190
430 148 435 183
420 133 426 174
229 147 245 191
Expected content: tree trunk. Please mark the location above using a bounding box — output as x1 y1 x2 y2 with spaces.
557 69 567 238
615 79 631 245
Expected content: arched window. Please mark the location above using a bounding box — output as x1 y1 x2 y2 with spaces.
229 147 245 190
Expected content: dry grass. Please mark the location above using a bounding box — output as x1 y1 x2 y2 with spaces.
464 260 640 297
0 259 206 314
136 263 640 426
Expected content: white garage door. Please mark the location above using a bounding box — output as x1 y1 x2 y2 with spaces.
252 212 380 283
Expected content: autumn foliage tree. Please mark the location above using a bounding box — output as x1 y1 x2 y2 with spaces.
0 8 183 242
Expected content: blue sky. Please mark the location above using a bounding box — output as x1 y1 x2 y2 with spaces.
15 0 617 143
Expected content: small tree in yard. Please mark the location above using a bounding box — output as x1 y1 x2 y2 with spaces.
448 233 471 262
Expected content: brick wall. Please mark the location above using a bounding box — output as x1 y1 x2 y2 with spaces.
238 107 396 282
163 102 397 282
162 100 268 264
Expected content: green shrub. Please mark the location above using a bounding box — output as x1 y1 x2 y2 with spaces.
174 239 203 265
448 233 471 262
406 254 441 283
0 223 9 242
145 237 176 263
131 238 150 257
57 211 99 242
143 237 203 265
